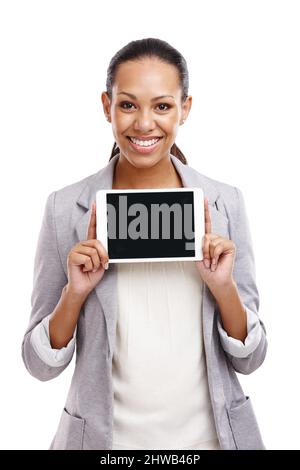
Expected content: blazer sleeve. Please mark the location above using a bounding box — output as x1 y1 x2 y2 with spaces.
21 191 75 381
217 186 268 375
217 305 263 358
30 313 77 367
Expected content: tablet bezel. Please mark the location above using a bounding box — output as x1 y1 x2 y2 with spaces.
96 187 204 263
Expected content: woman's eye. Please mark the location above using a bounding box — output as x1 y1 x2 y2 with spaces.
120 101 135 110
157 103 170 111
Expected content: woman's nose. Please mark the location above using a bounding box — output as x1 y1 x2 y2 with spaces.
132 111 156 131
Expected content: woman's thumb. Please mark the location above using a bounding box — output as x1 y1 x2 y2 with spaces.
86 201 96 240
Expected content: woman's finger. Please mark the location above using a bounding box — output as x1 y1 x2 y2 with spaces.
81 239 109 269
210 242 223 271
74 245 101 271
204 197 212 234
86 201 97 240
202 234 211 268
202 233 220 268
209 239 232 271
69 252 94 271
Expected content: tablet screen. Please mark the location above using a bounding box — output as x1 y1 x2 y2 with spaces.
96 187 204 263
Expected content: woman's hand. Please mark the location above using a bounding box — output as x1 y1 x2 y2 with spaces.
66 201 109 298
195 197 236 291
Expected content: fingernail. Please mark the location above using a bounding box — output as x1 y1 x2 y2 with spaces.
92 268 97 272
204 259 210 268
104 262 109 270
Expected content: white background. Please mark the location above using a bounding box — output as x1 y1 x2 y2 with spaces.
0 0 299 450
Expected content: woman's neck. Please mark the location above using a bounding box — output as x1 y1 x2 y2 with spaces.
112 154 184 189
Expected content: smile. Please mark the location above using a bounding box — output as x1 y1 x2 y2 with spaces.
126 136 163 154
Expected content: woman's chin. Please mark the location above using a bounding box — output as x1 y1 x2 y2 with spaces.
127 155 157 168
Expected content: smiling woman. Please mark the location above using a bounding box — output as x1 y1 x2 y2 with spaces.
102 38 190 178
22 37 267 451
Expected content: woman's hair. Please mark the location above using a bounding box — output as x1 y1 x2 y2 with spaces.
106 38 189 165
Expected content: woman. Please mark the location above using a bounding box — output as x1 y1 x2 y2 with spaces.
21 38 267 450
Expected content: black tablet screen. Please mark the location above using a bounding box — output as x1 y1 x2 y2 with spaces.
106 191 195 260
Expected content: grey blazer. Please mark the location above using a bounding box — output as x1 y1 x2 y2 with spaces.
21 153 267 450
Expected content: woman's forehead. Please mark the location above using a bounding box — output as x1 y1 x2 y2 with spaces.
114 60 181 97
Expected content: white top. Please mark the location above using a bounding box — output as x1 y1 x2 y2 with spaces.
30 261 263 450
111 260 219 450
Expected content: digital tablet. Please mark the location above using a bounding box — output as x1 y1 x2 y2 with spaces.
96 187 204 263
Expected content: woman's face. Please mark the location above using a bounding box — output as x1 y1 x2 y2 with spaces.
101 58 192 169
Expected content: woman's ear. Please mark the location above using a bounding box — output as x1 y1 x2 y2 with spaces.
181 95 192 123
101 91 111 122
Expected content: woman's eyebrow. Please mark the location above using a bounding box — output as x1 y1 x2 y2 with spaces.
117 91 175 101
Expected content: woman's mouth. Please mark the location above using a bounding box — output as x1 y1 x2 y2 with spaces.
126 136 163 154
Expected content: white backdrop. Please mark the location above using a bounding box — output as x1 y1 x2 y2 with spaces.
0 0 299 450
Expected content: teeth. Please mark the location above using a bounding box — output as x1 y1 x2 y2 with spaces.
130 137 160 146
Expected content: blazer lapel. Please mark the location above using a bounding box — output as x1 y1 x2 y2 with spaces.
75 153 228 359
